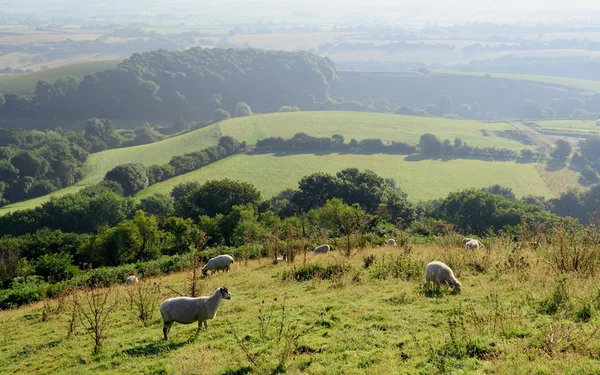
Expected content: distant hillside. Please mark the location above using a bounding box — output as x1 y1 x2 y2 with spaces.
0 60 121 97
0 124 221 215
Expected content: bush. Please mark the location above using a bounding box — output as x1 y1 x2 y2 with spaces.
279 261 354 282
104 163 149 196
35 253 79 282
234 102 253 117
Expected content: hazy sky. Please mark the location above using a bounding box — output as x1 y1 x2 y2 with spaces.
3 0 599 24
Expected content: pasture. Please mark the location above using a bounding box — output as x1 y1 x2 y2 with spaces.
0 125 221 215
219 112 534 151
1 244 599 374
534 120 600 138
137 152 557 202
0 60 121 97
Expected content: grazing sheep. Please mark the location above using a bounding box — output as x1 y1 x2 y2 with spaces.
464 239 484 250
386 239 397 247
313 244 330 254
425 261 461 292
125 275 139 285
160 286 232 340
202 255 234 276
272 254 287 264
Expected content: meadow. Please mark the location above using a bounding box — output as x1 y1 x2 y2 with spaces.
0 60 121 97
446 72 600 93
1 242 600 374
137 152 556 202
0 125 221 215
219 112 534 151
534 120 600 138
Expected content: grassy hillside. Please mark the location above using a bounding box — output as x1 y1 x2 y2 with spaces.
220 112 534 151
0 125 221 215
138 153 555 202
535 120 600 138
1 245 599 374
0 60 121 96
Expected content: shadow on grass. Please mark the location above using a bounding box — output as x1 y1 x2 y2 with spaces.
220 366 253 375
122 340 189 357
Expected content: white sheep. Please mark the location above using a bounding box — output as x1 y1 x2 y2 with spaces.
425 261 461 292
272 253 287 264
125 275 139 285
313 244 330 254
160 286 232 340
462 237 473 245
202 255 234 276
464 239 484 250
386 239 397 247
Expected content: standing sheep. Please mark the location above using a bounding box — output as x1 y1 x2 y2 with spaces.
125 275 139 285
202 255 234 276
464 239 484 250
313 244 330 254
425 261 461 292
160 286 232 340
386 239 397 247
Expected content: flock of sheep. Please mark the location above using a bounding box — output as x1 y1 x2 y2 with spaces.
124 238 479 340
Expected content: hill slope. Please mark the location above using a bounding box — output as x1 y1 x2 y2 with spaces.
0 246 598 374
137 153 555 202
219 111 534 151
0 125 221 214
0 60 121 96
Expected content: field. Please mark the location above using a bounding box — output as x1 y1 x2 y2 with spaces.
534 120 600 138
1 244 600 374
0 125 221 215
0 60 121 96
448 71 600 94
138 153 556 202
219 112 534 151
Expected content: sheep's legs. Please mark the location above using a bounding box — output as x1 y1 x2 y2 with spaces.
163 321 174 341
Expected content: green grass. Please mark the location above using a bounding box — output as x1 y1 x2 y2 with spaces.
0 60 121 97
445 71 600 93
533 120 600 138
138 152 556 202
2 245 600 374
219 111 533 151
0 125 221 215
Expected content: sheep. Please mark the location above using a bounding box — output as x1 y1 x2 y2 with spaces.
272 253 287 264
462 237 473 245
313 244 330 254
125 275 139 285
160 286 232 340
425 261 461 292
386 239 397 247
202 255 234 276
464 239 484 250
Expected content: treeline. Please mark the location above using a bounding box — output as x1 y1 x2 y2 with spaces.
255 133 416 154
0 48 336 128
0 118 173 207
103 136 245 196
254 132 539 162
2 166 600 308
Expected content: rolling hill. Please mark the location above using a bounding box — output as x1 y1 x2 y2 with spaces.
0 111 583 214
0 60 121 97
0 124 221 214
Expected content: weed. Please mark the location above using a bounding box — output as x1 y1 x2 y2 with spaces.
363 254 376 269
127 282 161 326
539 276 570 315
370 253 423 281
76 285 118 354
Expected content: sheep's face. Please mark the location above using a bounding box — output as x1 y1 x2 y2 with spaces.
219 286 231 300
453 281 462 292
201 268 208 276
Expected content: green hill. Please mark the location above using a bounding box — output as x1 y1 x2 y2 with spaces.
1 111 584 214
0 60 121 97
219 111 534 151
0 245 598 374
0 124 221 215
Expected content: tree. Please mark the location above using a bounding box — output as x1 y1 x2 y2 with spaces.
437 95 453 115
418 134 443 155
182 179 261 218
551 140 572 162
172 114 188 131
521 99 542 118
212 109 231 123
581 166 599 183
137 193 174 217
309 198 369 256
84 118 121 151
456 104 472 118
542 107 556 119
234 102 253 117
104 163 149 196
481 185 516 200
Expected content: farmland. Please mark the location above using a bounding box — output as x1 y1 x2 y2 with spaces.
219 112 534 151
137 152 557 202
0 60 121 97
534 120 600 138
1 244 600 374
